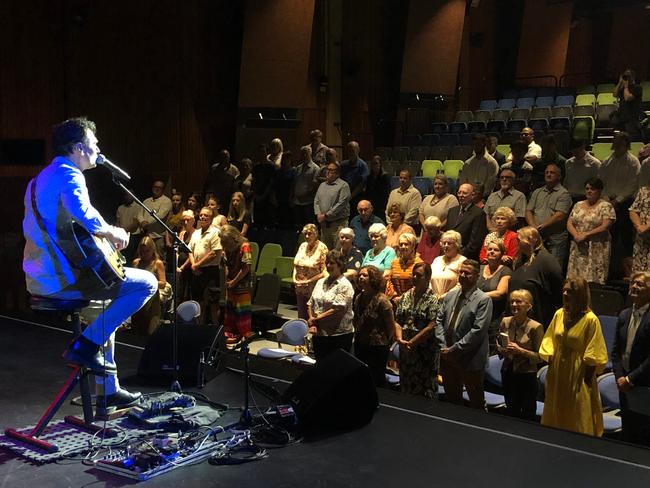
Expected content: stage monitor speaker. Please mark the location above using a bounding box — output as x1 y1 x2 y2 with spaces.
137 324 221 386
282 349 378 435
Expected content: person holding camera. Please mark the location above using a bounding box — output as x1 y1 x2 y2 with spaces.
612 69 643 140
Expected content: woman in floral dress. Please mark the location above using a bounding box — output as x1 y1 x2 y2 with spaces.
630 180 650 274
566 177 616 284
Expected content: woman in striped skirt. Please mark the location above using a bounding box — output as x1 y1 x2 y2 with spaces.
219 225 254 344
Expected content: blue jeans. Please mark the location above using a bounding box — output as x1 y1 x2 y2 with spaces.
52 267 158 394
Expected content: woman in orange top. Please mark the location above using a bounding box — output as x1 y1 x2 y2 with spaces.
385 233 422 307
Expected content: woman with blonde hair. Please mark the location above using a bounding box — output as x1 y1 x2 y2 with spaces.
175 210 196 301
479 206 519 265
219 225 254 343
508 226 563 326
269 137 284 167
293 223 328 319
539 277 608 436
227 191 251 236
385 233 423 306
478 240 512 354
497 289 543 420
430 230 466 298
386 202 415 249
131 236 170 335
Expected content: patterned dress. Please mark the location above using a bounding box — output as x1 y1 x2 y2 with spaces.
630 186 650 274
567 199 616 284
395 288 441 398
224 241 253 338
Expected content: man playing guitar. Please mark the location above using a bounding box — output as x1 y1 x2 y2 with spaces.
23 117 158 415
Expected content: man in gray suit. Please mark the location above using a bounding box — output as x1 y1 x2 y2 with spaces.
435 259 492 409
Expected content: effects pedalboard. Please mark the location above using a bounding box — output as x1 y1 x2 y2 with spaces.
94 431 223 481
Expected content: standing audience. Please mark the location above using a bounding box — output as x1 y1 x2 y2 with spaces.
564 139 601 202
611 272 650 446
630 174 650 275
131 236 169 335
459 133 499 197
363 155 391 219
338 227 364 283
385 233 422 306
227 192 251 236
340 141 368 211
416 216 443 265
293 223 328 320
479 206 519 266
430 230 466 298
307 250 355 360
292 145 320 228
445 183 488 260
362 223 397 273
509 226 563 327
386 170 422 231
478 241 512 354
385 202 415 249
497 289 543 420
485 169 527 230
435 259 493 410
220 225 254 344
349 200 383 255
419 174 458 229
539 278 608 436
525 163 572 267
188 207 223 325
141 179 172 260
395 262 441 398
314 162 351 249
566 177 616 284
353 265 395 385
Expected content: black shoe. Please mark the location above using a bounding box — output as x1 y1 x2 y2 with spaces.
62 336 117 375
96 389 142 416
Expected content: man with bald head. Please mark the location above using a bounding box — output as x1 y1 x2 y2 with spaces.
444 183 487 260
349 199 383 254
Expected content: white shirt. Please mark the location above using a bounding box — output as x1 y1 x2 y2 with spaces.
506 141 542 163
23 157 111 296
459 151 499 195
565 153 601 197
599 151 640 203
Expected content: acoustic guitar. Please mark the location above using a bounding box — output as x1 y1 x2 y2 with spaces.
67 221 127 288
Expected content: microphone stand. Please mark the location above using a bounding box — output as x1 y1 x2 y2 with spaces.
109 176 191 393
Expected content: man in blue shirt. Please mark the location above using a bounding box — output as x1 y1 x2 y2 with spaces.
23 117 158 416
349 200 383 255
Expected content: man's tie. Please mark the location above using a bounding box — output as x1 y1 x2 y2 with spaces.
446 292 465 347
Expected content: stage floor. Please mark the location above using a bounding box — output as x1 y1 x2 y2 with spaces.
1 314 650 487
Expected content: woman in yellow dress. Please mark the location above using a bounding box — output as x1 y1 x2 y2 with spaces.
539 277 608 436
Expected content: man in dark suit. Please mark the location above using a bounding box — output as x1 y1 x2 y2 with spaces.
445 183 487 260
611 271 650 446
435 259 493 409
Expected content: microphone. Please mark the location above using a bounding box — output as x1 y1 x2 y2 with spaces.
96 154 131 181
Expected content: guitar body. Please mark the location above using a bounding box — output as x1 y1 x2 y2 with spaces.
69 222 126 288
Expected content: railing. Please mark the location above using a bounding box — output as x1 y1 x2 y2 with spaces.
559 72 591 88
514 75 558 88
